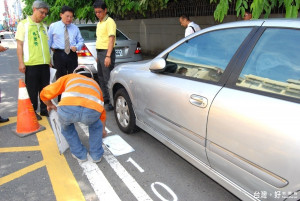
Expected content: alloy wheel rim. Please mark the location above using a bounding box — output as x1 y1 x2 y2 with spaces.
115 96 130 127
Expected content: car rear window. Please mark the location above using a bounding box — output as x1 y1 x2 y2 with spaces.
78 26 128 41
79 26 97 41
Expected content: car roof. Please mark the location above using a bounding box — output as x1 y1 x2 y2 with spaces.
204 18 300 32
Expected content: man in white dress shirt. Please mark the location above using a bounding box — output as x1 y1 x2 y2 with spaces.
179 15 201 37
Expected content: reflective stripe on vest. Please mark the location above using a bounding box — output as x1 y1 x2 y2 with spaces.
62 77 103 106
65 83 101 97
61 92 104 106
67 77 98 86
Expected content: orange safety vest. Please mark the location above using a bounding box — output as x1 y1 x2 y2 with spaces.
40 74 106 122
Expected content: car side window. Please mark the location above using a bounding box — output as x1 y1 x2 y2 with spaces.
237 28 300 100
165 28 251 82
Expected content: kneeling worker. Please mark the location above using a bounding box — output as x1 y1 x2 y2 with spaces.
40 66 107 163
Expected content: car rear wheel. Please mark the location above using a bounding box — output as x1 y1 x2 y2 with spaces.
114 88 138 134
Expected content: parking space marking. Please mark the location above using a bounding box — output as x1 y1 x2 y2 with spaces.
0 161 45 185
0 117 85 201
77 123 121 201
103 145 153 201
0 146 40 152
37 118 85 201
80 155 122 201
78 123 153 201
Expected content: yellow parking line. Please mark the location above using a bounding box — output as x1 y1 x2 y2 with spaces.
0 161 45 185
37 118 85 201
0 146 41 153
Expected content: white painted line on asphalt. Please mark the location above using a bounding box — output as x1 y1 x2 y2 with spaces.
105 127 111 133
77 123 121 201
78 123 153 201
127 157 145 173
103 145 153 201
151 182 178 201
80 156 121 201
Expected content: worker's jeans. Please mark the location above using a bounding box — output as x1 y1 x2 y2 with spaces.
57 106 104 161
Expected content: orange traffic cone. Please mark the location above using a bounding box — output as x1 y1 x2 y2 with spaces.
14 79 45 137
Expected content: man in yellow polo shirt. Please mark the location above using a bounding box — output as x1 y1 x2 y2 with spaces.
93 0 116 111
16 0 51 120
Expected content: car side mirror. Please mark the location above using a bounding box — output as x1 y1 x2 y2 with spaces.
149 58 166 73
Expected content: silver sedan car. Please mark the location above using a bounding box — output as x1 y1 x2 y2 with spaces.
77 24 142 74
108 19 300 201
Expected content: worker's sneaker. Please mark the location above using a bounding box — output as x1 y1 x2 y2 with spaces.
71 154 87 162
92 157 102 163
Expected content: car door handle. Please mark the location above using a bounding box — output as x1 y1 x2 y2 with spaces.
190 94 208 108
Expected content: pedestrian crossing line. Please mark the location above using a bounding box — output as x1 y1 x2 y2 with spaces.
0 160 45 185
0 146 41 153
36 118 85 201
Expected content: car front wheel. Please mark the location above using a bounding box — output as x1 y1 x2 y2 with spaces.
113 88 138 134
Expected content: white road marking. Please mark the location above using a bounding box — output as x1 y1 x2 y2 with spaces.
76 123 121 201
105 127 111 133
80 156 121 201
78 123 153 201
151 182 178 201
127 157 145 173
103 145 153 201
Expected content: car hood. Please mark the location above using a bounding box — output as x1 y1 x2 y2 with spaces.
115 59 152 70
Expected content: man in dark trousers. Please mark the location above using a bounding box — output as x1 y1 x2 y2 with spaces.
93 0 116 111
16 0 51 120
48 5 84 101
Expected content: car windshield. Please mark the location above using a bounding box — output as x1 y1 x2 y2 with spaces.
78 26 128 41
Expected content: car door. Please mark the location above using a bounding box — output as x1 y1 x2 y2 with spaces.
206 26 300 200
135 27 253 165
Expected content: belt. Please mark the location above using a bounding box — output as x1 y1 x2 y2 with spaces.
54 49 64 52
96 49 107 52
54 49 76 54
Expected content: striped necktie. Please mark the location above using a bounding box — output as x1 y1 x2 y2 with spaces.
64 26 70 54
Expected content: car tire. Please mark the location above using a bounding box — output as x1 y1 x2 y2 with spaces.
114 88 139 134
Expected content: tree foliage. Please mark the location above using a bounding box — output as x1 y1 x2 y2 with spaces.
212 0 300 22
22 0 170 24
22 0 299 24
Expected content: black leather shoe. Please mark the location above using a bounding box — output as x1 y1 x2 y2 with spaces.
40 111 49 117
0 116 9 123
35 112 42 121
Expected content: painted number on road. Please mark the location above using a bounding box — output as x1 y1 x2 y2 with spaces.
151 182 178 201
126 157 178 201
